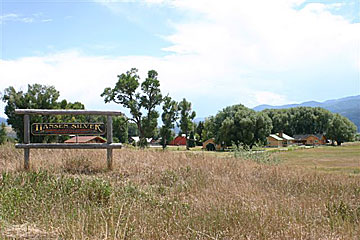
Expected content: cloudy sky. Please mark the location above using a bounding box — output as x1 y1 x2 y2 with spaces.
1 0 359 119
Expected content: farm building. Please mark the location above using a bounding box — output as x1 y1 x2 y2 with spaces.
293 134 326 145
278 132 295 146
169 136 187 146
202 138 222 151
65 136 106 143
267 134 284 147
266 132 295 147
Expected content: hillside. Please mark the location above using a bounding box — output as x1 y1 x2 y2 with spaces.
253 95 360 131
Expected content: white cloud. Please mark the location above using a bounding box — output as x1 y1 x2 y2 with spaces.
0 13 53 24
0 13 34 24
1 0 359 118
254 91 288 106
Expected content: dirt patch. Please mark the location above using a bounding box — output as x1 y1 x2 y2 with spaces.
2 224 58 239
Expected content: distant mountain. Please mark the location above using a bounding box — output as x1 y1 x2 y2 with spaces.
253 95 360 132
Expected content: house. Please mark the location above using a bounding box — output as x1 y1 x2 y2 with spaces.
266 132 295 147
277 132 295 146
65 136 106 143
169 136 187 146
293 134 326 145
202 138 222 151
267 134 284 147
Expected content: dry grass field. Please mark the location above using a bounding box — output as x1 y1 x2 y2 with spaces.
0 143 359 239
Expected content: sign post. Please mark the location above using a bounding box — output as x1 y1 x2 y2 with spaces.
15 109 123 170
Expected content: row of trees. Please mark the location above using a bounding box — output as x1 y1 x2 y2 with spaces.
197 105 357 147
263 107 357 145
1 69 197 148
2 84 86 143
1 68 358 147
101 68 196 148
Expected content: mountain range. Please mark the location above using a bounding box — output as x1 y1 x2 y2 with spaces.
253 95 360 132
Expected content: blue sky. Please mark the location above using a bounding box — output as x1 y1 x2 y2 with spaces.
0 0 359 119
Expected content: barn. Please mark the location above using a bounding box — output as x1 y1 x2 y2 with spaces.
169 136 187 146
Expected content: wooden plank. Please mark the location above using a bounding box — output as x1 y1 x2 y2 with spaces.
15 143 122 149
15 109 123 116
24 114 30 170
106 116 113 170
107 149 113 170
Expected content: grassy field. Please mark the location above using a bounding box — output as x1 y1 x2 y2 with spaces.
0 143 359 239
276 143 360 175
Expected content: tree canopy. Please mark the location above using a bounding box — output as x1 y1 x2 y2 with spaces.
101 68 163 147
211 104 272 149
160 95 178 149
326 113 357 145
178 98 196 149
2 84 85 143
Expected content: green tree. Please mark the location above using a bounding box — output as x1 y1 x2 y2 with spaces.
188 131 196 148
0 123 7 144
113 115 128 143
101 68 162 147
128 122 139 137
263 107 332 135
195 121 204 144
2 84 84 143
213 104 272 149
178 98 196 150
160 96 178 149
327 114 357 146
202 117 215 141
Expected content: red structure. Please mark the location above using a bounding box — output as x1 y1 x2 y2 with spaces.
169 136 187 146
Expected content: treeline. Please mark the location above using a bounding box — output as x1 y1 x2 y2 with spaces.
2 68 358 147
2 84 86 143
199 105 358 147
1 69 197 149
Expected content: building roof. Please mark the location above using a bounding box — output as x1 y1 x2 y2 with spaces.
268 134 283 141
131 137 152 143
293 134 325 140
64 136 106 143
276 133 295 140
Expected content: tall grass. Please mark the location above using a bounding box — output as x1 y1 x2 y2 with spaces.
0 143 359 239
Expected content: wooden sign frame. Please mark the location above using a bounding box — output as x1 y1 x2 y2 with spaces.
15 109 123 170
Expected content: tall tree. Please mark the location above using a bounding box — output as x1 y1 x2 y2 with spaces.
326 114 357 146
101 68 163 147
213 104 272 149
178 98 196 149
0 123 7 144
112 115 128 143
2 84 84 143
195 121 205 144
160 95 178 149
202 117 215 141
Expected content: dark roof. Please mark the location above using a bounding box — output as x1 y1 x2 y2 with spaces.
64 136 106 143
293 134 325 140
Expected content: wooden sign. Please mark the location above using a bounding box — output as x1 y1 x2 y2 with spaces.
31 123 106 135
